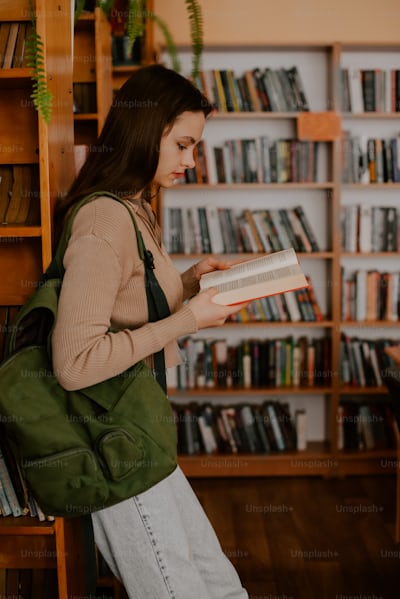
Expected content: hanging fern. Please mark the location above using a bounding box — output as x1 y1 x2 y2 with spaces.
103 0 203 79
185 0 203 79
25 6 53 124
126 0 147 43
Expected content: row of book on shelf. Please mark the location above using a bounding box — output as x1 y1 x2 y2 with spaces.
342 134 400 184
181 137 319 185
163 205 320 255
193 66 310 114
172 400 302 455
338 399 396 451
171 397 396 456
169 335 331 391
341 204 399 253
170 335 398 392
225 276 323 323
0 165 40 225
0 21 31 69
340 68 400 113
341 268 400 322
340 335 399 388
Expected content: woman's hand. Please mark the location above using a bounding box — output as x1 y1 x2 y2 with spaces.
192 256 235 280
188 288 250 330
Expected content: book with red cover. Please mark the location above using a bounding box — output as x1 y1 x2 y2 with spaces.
199 248 308 306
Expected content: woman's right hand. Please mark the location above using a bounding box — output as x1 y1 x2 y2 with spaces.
188 288 250 329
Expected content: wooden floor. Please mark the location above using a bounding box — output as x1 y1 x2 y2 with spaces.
191 474 399 599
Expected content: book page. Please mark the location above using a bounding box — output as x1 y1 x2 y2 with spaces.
208 263 308 305
199 247 297 290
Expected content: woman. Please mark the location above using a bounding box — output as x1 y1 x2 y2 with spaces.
52 64 249 598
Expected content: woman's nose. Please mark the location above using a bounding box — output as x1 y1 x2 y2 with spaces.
183 150 195 169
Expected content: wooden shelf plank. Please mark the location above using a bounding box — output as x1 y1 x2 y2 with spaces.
339 385 390 395
179 445 398 478
169 385 333 397
73 113 99 121
0 517 55 535
341 320 400 327
0 225 42 237
170 182 335 190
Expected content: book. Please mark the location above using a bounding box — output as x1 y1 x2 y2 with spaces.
295 410 307 450
0 165 13 223
12 22 27 68
0 446 22 517
0 23 11 68
2 22 19 69
0 472 12 516
199 247 308 306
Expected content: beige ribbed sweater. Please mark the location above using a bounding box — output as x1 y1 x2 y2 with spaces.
52 195 199 391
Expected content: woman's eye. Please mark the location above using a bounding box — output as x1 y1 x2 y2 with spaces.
177 144 187 151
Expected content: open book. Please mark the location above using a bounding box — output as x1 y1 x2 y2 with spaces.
199 248 308 305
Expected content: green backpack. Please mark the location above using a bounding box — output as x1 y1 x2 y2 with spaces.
0 192 177 517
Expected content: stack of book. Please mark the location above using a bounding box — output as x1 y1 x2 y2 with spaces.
213 137 318 184
341 132 400 183
179 137 319 185
0 437 50 520
0 21 31 69
341 204 399 253
337 400 396 450
172 400 300 455
341 268 400 321
194 66 310 113
0 165 41 225
225 275 323 323
340 67 400 113
340 335 399 387
169 334 331 391
163 205 320 255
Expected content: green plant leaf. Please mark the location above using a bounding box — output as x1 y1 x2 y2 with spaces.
26 3 53 124
127 0 146 46
185 0 203 79
74 0 86 23
98 0 114 18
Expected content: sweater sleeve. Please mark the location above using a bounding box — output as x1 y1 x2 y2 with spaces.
52 202 198 391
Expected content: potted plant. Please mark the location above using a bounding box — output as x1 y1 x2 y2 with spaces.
98 0 204 79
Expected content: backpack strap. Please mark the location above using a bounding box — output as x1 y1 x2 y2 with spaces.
45 191 147 280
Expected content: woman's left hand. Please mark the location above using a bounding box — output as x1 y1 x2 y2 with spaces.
192 256 234 280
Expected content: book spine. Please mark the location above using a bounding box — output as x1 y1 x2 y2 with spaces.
0 474 12 516
293 205 320 251
0 448 22 517
265 402 286 451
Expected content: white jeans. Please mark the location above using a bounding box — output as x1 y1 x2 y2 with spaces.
91 466 249 599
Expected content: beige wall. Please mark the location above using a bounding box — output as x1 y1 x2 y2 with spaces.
154 0 400 44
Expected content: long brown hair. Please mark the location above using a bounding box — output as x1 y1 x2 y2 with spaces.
53 64 212 245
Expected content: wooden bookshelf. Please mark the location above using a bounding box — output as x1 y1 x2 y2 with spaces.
73 7 112 145
0 517 86 597
0 1 86 596
160 42 400 478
